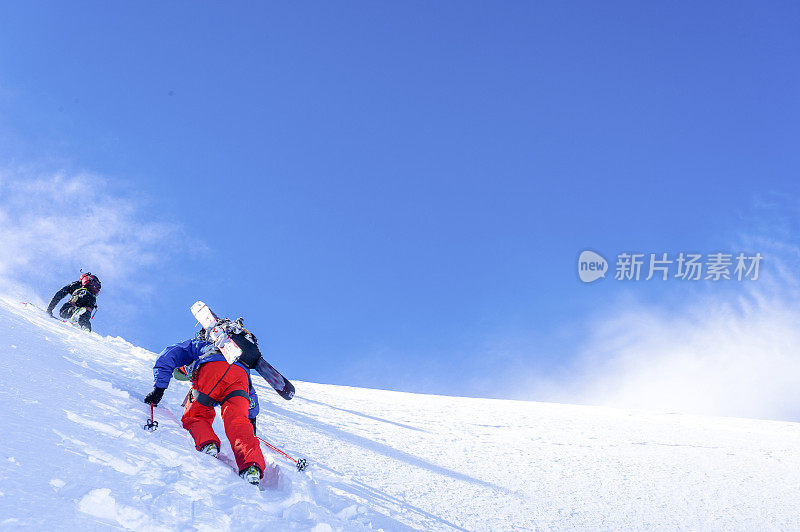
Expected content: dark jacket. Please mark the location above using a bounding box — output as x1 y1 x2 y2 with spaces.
47 281 98 315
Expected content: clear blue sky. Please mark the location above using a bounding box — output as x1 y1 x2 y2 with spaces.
1 2 798 399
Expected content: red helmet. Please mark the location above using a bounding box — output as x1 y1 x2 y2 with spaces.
80 273 102 295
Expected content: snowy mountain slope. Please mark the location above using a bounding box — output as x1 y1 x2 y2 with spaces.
1 297 800 531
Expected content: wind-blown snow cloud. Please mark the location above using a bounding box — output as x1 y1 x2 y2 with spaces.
551 294 800 421
0 170 189 302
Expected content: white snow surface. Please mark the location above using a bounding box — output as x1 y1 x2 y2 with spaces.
1 298 800 531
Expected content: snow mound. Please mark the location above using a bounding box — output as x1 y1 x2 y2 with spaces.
1 297 799 530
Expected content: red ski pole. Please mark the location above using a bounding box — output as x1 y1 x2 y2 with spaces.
257 435 307 471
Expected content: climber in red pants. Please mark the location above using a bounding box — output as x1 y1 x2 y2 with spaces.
143 329 265 485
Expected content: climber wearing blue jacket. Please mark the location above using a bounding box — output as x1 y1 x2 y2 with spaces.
143 329 266 482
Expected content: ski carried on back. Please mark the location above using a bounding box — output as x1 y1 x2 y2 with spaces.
191 301 242 363
191 301 295 400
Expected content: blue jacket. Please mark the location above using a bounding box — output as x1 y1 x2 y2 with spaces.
152 338 260 418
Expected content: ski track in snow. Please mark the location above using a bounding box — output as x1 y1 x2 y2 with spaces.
1 297 800 530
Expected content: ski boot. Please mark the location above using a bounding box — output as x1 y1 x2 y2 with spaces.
239 465 261 485
199 443 219 457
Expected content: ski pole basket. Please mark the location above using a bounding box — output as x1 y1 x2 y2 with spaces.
143 403 159 432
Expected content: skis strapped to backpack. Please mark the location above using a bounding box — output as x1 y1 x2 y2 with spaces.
190 301 295 400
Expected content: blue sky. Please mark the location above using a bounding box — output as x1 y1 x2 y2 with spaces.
1 3 799 407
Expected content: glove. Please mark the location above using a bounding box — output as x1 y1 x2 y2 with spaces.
144 386 166 406
250 416 257 435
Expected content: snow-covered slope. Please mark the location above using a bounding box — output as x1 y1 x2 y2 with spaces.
1 298 800 531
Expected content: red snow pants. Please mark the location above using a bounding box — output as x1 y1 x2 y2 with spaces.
182 360 265 476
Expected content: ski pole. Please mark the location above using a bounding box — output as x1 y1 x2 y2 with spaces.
143 403 159 431
257 435 308 471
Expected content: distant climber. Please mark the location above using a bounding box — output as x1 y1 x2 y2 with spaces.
46 272 101 332
143 325 266 485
